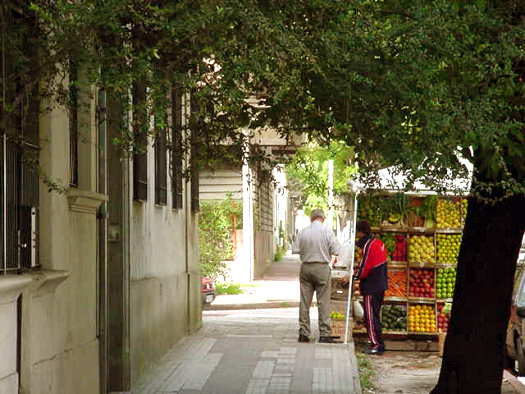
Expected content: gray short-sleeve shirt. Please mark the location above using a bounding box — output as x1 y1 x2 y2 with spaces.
292 220 341 263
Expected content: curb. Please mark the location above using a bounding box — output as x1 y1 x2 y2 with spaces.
503 370 525 394
206 301 301 310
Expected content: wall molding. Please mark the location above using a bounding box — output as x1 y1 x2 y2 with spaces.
67 190 107 215
0 276 32 305
0 269 70 304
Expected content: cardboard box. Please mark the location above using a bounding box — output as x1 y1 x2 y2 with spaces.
330 277 350 300
329 300 349 317
331 268 349 278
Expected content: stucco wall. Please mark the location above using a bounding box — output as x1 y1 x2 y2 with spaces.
22 211 100 394
129 144 201 385
0 293 20 393
0 83 202 393
17 103 100 394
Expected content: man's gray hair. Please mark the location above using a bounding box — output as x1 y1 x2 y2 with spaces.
310 209 325 221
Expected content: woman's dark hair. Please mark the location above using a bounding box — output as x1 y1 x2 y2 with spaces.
356 220 371 234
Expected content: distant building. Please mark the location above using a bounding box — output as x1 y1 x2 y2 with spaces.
199 129 303 282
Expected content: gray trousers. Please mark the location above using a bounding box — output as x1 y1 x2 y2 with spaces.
299 263 331 337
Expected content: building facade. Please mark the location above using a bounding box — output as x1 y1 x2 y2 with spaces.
0 17 201 392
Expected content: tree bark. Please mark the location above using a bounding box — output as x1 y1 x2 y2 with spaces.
431 193 525 393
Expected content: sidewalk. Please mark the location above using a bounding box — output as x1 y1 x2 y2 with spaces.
209 254 302 310
133 255 362 393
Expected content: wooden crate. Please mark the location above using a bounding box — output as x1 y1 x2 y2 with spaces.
329 300 351 340
438 333 447 356
331 319 351 340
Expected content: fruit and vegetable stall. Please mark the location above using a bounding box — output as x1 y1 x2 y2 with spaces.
351 192 467 346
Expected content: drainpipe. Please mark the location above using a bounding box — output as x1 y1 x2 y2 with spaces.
96 88 108 393
121 133 131 390
184 93 192 332
242 139 254 282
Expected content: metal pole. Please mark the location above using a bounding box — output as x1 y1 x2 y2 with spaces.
344 193 358 345
327 159 334 229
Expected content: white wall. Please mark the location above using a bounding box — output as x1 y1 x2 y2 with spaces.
200 169 243 201
10 97 101 394
129 114 201 385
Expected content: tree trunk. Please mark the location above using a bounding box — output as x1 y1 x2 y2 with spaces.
431 193 525 393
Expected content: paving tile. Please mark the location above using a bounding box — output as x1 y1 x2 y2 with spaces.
246 379 270 394
253 360 275 379
134 304 361 394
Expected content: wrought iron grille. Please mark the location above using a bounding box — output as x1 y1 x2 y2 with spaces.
1 136 39 274
171 89 183 210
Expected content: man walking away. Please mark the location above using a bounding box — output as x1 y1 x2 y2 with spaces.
353 220 388 355
292 209 341 343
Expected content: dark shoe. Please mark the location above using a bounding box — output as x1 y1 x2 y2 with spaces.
298 334 310 343
319 336 336 343
363 347 384 355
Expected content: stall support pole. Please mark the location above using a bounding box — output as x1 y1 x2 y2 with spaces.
344 193 358 345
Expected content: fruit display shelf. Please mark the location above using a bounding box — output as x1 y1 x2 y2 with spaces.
352 194 468 343
435 267 457 299
436 228 463 234
408 268 434 298
436 233 462 265
390 261 409 267
409 261 437 269
385 268 408 298
382 304 407 333
436 198 468 229
407 297 436 304
408 304 437 334
437 302 452 333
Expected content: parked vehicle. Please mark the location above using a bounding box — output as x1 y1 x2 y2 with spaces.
201 276 216 304
506 266 525 374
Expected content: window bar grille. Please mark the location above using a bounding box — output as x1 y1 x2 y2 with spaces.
69 61 79 187
190 94 200 213
20 143 39 269
171 88 183 210
6 139 20 272
155 128 167 206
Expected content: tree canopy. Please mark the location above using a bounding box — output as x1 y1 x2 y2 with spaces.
284 0 523 201
3 0 523 201
286 140 356 212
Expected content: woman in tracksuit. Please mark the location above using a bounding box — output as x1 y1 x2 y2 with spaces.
354 220 388 355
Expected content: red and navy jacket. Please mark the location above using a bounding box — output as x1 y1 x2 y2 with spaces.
356 235 388 295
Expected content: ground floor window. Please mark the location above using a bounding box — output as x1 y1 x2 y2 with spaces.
0 136 39 274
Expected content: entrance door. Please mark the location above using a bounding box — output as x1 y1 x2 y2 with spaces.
98 94 131 393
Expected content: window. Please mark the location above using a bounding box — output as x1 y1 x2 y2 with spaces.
154 126 167 206
69 60 79 187
132 82 148 202
1 6 40 274
190 95 200 213
171 88 183 210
